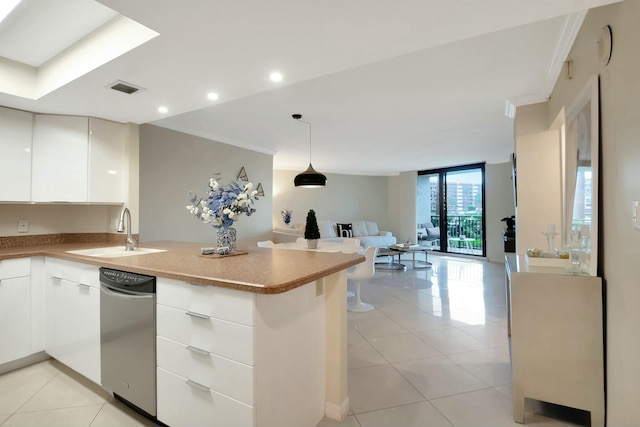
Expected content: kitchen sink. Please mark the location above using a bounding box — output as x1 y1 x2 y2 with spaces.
66 246 167 258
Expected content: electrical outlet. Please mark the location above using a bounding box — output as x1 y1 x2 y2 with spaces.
633 201 640 230
316 281 324 296
18 219 28 233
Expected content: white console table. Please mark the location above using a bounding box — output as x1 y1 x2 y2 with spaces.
505 255 604 426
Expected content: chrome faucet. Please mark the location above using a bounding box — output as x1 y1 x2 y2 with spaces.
117 207 136 251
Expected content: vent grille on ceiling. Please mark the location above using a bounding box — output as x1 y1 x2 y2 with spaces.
108 80 145 95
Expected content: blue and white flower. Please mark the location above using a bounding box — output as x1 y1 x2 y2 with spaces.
187 174 260 229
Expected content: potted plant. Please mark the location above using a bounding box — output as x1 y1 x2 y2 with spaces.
304 209 321 249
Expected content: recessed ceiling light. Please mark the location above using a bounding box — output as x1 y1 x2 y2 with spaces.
158 106 168 114
269 71 283 82
0 0 22 24
207 92 219 101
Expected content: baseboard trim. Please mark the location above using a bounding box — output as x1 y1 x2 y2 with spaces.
0 352 50 375
325 398 350 421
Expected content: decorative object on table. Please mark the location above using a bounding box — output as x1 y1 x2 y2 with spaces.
198 249 249 258
525 247 570 268
186 173 260 252
292 114 327 187
541 224 558 253
281 208 293 225
304 209 321 249
236 166 249 181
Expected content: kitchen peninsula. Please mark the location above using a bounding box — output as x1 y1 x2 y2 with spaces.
0 240 364 427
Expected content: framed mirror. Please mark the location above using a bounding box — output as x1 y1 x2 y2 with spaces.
564 75 599 276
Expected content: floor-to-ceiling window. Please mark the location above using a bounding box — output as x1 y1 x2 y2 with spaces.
417 163 486 257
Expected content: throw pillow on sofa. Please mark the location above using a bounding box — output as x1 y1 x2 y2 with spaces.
336 223 354 238
317 220 337 238
351 220 368 237
426 227 440 238
365 221 380 236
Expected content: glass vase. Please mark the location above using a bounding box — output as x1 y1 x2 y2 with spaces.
216 226 237 252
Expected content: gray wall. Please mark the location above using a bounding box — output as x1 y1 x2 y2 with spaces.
272 170 392 232
139 124 273 246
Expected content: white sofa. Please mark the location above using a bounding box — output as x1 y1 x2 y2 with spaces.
274 220 396 247
316 220 397 248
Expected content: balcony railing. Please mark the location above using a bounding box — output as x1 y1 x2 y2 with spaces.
426 215 483 255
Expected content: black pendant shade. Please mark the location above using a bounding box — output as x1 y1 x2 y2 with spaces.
294 163 327 187
292 113 327 187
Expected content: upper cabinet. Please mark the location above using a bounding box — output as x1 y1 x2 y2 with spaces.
88 118 127 203
32 115 89 202
0 107 33 202
30 114 127 203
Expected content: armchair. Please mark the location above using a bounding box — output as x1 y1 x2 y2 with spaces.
417 222 440 246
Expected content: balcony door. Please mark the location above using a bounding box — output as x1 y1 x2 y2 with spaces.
417 163 486 257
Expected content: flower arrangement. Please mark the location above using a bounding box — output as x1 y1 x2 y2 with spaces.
281 208 293 225
186 174 260 229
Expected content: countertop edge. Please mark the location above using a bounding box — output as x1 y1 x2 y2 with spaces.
0 243 364 294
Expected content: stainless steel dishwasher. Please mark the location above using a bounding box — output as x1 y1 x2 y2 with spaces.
100 268 156 417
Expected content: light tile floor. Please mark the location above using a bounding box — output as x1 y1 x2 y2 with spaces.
320 253 584 427
0 254 583 427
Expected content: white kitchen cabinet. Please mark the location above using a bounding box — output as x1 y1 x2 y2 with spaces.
45 258 100 384
156 277 326 427
0 107 33 201
31 115 127 203
88 118 127 203
0 258 32 364
32 115 89 202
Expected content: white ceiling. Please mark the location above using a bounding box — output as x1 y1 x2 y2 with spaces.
0 0 620 175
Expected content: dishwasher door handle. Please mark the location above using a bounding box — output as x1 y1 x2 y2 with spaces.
100 284 154 299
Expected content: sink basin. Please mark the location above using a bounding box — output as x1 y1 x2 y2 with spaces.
66 246 167 258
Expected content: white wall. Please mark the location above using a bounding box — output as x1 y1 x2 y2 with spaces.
523 2 638 423
485 162 516 262
273 170 392 232
139 124 273 246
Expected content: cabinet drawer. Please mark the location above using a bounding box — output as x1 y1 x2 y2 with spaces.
45 258 99 287
157 367 254 427
157 305 253 366
157 277 254 326
0 257 30 279
157 336 253 405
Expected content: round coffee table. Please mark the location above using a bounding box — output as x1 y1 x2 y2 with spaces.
375 248 406 271
389 245 433 269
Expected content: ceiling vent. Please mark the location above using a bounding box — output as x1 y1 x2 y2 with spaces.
108 80 145 95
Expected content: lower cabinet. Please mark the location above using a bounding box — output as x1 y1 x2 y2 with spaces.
0 258 31 365
45 259 100 384
507 256 604 427
156 277 326 427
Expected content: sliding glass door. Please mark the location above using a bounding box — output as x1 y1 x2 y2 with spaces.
417 163 486 257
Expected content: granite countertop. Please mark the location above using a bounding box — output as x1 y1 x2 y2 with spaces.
0 241 364 294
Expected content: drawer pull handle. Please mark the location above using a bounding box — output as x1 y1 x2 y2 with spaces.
77 283 91 289
186 379 210 392
186 345 209 356
185 311 210 320
189 282 207 287
51 276 62 281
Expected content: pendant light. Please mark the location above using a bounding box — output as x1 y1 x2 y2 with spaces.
292 114 327 187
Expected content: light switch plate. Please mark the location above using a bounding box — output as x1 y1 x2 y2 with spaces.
633 201 640 230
